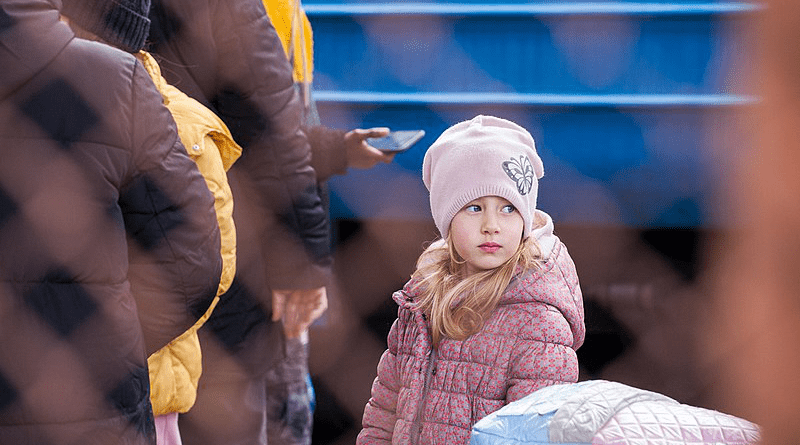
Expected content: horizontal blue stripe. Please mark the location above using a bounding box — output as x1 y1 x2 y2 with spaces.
313 91 759 108
304 2 764 17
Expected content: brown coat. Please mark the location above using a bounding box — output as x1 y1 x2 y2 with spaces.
0 1 221 442
148 0 332 373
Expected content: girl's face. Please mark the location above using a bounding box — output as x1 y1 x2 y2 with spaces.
450 196 524 276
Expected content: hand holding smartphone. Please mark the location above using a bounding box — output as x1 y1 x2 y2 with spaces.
367 129 426 153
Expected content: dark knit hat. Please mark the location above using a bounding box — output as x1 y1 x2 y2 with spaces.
61 0 151 53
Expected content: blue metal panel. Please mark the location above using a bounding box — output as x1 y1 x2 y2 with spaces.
305 1 759 228
305 2 762 15
314 91 756 106
315 101 748 227
309 5 757 95
305 1 759 7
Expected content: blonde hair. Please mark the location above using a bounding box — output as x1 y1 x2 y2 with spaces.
411 234 543 347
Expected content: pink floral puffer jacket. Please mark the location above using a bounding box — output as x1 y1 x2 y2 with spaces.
358 215 585 445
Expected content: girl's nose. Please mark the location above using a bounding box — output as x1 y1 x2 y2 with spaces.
482 214 500 233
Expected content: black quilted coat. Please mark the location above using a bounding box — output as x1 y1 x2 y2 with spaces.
147 0 332 374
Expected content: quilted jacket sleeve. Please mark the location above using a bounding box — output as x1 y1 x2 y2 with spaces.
121 59 222 355
505 242 584 402
358 317 403 444
505 327 580 403
304 125 348 182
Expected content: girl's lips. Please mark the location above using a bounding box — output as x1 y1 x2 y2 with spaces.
479 243 501 253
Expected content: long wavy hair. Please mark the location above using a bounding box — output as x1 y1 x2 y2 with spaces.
411 233 543 347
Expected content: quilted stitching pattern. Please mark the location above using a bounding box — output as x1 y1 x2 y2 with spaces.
23 269 98 338
120 175 187 252
470 380 760 445
552 381 675 443
593 397 760 445
19 78 98 149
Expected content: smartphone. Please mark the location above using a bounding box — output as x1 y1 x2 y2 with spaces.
367 129 426 153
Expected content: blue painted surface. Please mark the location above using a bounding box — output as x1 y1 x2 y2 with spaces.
306 1 759 228
304 2 762 15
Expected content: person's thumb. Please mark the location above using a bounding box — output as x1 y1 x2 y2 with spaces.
364 127 390 138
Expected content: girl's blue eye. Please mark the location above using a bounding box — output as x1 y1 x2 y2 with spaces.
465 204 481 212
501 205 516 213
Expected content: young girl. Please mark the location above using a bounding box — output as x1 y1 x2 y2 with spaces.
357 115 586 445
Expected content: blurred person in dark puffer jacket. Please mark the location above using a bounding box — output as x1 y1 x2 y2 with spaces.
0 0 222 443
148 0 405 441
145 0 336 443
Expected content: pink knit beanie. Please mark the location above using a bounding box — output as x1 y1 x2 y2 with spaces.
422 115 544 239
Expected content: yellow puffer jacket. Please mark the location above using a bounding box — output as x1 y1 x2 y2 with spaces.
264 0 313 84
137 51 241 416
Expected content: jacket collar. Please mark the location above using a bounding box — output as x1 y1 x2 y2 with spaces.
0 0 74 100
532 209 557 260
